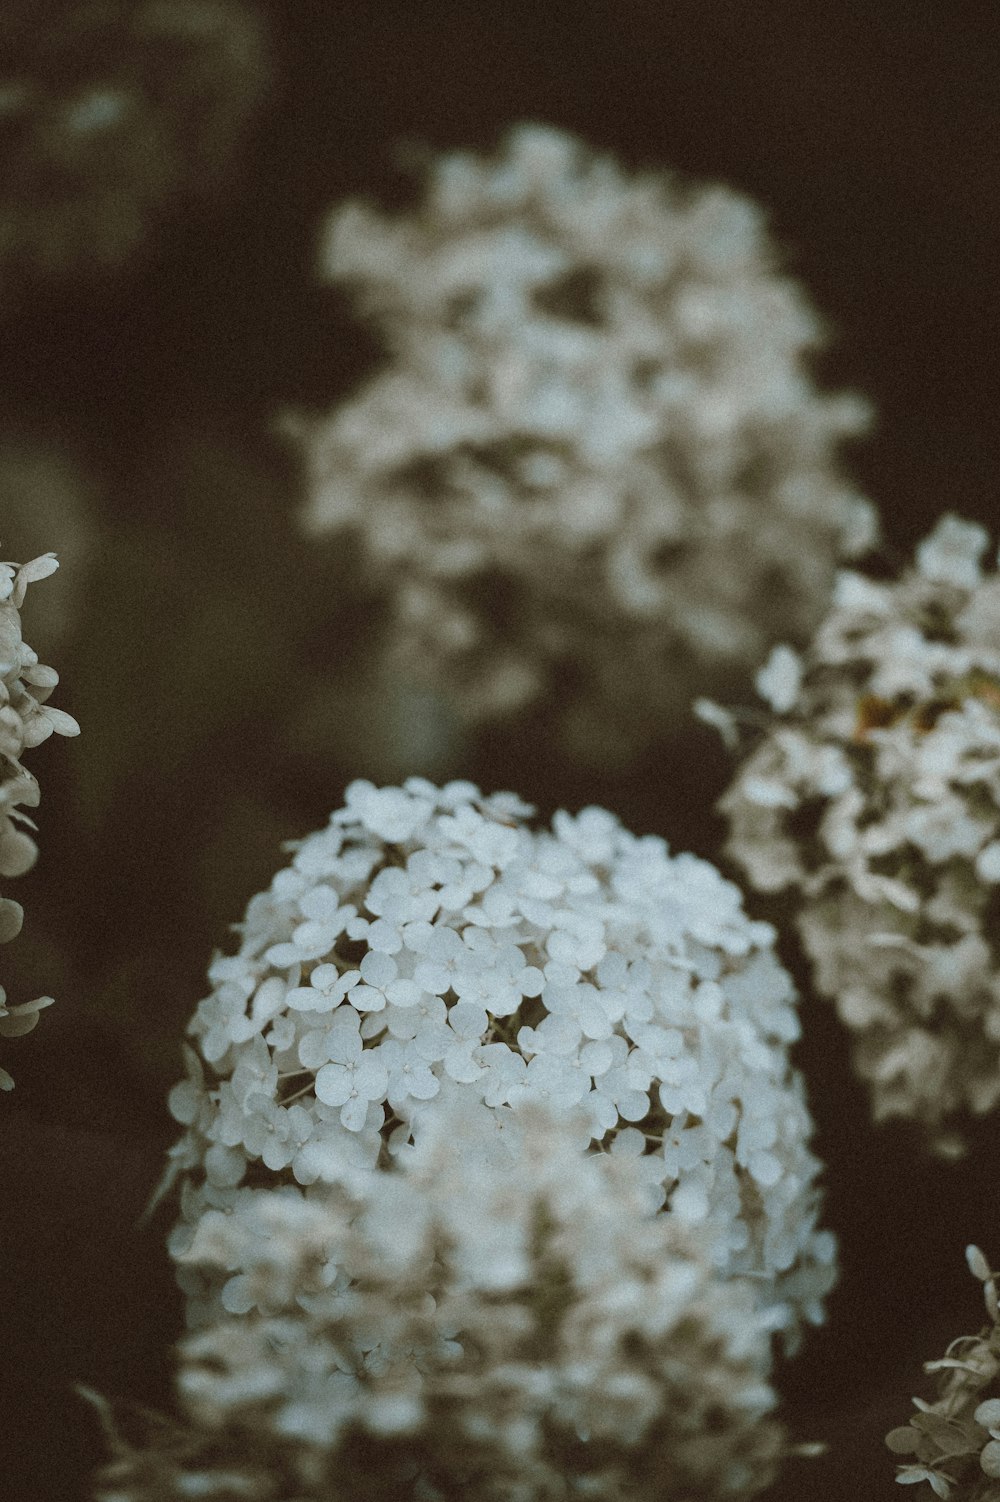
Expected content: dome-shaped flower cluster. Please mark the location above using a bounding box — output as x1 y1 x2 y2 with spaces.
99 1103 785 1502
293 123 875 762
163 777 834 1345
0 0 270 296
0 553 79 1090
886 1246 1000 1500
720 516 1000 1153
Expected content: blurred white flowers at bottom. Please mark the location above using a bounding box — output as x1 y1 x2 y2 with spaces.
93 1102 786 1502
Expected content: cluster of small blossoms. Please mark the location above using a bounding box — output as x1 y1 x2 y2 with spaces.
163 777 835 1346
96 1104 785 1502
292 124 875 762
0 554 79 1090
0 0 270 293
886 1246 1000 1500
718 516 1000 1152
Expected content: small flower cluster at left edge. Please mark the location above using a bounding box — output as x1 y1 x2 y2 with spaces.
0 554 79 1089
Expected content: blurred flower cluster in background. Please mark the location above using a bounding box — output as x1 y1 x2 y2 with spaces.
2 2 999 1500
292 124 873 765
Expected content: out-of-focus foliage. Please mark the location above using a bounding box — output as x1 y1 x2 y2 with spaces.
0 0 271 300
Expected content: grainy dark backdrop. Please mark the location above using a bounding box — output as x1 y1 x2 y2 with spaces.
2 2 998 1497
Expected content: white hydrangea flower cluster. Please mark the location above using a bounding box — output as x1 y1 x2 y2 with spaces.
97 1104 786 1502
293 123 875 761
163 777 834 1345
720 516 1000 1152
0 554 79 1090
886 1246 1000 1500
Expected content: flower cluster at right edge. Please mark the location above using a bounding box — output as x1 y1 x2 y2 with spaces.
719 516 1000 1154
886 1246 1000 1500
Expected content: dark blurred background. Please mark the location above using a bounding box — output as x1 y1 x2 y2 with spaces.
2 1 999 1496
